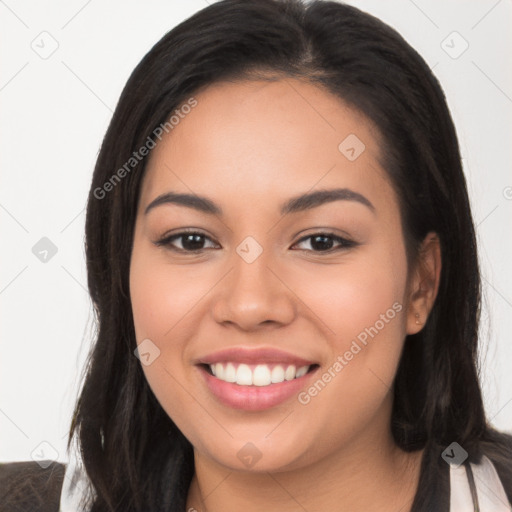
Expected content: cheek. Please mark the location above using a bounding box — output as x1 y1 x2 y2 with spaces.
129 243 210 345
286 249 407 455
291 243 407 350
129 241 222 410
292 242 408 398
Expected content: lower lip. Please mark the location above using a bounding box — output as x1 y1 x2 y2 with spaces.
198 365 318 411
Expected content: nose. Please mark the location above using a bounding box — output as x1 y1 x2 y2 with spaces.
211 243 296 331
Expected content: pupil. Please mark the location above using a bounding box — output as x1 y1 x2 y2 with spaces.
183 234 204 250
312 235 333 251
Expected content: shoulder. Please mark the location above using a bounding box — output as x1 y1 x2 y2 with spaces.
0 460 66 512
479 429 512 504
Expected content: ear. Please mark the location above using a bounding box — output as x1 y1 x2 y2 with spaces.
406 232 442 335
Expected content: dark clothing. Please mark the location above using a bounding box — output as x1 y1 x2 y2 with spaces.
2 453 511 512
0 461 65 512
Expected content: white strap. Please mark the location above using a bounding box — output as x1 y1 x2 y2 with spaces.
450 455 511 511
450 460 474 510
59 444 94 512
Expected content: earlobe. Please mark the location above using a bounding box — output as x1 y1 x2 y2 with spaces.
406 232 442 335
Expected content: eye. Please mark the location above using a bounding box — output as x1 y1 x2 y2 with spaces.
154 230 358 254
292 232 357 253
154 230 218 253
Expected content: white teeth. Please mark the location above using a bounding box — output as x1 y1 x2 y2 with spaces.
296 365 309 378
208 363 311 386
224 362 237 382
253 365 272 386
284 365 296 381
236 364 252 385
271 365 285 383
214 362 224 380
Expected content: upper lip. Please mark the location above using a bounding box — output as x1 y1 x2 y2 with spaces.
196 347 317 367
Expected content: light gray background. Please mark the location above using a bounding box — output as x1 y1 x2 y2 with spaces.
1 0 511 463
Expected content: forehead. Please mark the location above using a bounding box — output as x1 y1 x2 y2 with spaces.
139 78 392 214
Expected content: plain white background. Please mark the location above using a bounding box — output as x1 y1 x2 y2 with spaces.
1 0 511 463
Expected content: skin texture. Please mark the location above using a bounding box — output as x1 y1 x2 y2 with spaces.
129 78 441 512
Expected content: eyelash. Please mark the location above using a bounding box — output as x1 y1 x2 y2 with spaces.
154 229 358 254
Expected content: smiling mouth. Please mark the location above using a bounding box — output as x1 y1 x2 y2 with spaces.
201 362 319 387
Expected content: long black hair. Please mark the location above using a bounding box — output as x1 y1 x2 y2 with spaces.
68 0 512 510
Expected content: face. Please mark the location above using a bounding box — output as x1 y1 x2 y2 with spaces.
129 78 421 473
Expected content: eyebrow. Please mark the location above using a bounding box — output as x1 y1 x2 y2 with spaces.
144 187 375 216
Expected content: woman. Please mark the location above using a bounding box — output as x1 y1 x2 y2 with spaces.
3 0 511 511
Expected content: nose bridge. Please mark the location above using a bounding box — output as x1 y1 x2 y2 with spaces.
211 234 295 328
232 236 275 291
230 234 276 298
